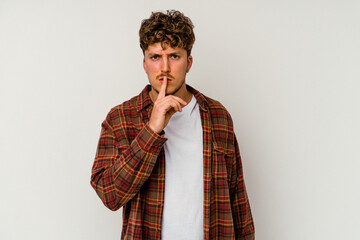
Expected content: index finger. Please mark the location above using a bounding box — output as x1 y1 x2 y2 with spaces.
158 76 167 99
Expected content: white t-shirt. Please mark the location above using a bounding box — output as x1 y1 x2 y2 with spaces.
161 95 204 240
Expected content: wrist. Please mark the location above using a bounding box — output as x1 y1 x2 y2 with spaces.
148 123 162 134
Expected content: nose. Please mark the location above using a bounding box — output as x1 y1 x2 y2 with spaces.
161 56 170 73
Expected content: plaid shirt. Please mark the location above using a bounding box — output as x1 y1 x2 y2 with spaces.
91 85 254 239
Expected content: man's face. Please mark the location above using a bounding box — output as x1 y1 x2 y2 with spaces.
143 42 193 98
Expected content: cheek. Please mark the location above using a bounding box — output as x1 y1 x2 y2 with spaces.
147 64 159 75
182 63 189 74
173 62 188 74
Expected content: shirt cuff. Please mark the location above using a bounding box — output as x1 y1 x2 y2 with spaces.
134 124 167 153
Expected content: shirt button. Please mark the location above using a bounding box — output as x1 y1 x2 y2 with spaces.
157 202 163 207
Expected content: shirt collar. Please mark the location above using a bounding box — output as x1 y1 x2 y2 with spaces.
136 84 209 112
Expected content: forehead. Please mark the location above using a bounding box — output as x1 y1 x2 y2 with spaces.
145 42 186 55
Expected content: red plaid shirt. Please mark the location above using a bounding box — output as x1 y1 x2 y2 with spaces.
91 85 254 239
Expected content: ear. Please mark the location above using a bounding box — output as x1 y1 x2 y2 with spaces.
143 58 147 72
186 55 193 73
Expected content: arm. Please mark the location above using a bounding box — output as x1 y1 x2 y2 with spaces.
230 134 255 239
90 117 167 211
91 78 185 211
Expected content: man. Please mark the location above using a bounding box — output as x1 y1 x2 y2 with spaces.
91 10 254 240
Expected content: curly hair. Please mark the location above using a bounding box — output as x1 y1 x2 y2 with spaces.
139 10 195 56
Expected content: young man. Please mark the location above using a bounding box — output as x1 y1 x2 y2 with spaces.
91 10 254 240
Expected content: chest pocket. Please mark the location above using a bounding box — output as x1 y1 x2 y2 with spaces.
212 142 234 182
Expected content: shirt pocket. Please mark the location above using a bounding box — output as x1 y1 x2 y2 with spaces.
212 143 234 182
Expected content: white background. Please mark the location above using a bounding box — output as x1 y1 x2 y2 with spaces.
1 0 359 239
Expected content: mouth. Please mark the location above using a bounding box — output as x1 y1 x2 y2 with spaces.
159 77 172 81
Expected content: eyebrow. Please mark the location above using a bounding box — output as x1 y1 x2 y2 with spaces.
147 51 183 56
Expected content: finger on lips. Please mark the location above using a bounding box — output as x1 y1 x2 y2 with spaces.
158 76 167 99
156 76 186 112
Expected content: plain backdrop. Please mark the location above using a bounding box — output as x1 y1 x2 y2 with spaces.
1 0 359 239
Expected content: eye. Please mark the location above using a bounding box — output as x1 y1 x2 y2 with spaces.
170 54 180 59
150 55 160 60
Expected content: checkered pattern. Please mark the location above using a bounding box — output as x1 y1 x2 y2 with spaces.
91 85 254 239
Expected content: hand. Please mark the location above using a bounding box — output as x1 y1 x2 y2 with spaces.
148 77 187 133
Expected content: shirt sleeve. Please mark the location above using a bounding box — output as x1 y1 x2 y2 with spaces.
90 115 167 211
229 134 255 239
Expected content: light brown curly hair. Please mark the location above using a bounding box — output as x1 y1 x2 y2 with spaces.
139 10 195 56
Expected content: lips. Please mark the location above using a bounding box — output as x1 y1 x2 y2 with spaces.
157 74 174 81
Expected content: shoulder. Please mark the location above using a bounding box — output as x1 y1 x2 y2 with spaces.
198 92 236 149
105 85 151 124
101 95 142 144
105 95 139 125
189 85 233 124
201 94 234 128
